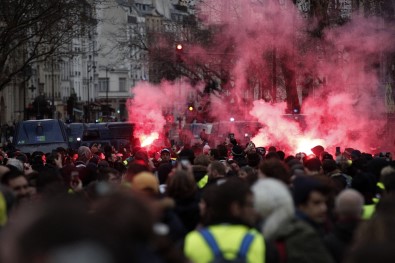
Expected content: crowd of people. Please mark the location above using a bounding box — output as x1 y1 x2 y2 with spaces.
0 133 394 263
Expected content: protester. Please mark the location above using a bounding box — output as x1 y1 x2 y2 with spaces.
324 189 364 263
252 178 335 263
184 177 267 263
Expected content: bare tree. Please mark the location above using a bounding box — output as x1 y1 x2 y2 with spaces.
0 0 97 91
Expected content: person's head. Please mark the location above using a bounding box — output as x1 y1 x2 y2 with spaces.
303 156 323 175
207 161 226 179
259 159 291 185
276 151 285 161
160 148 171 163
209 148 220 161
125 160 151 183
238 165 258 186
1 171 31 201
268 146 277 153
157 163 173 185
166 170 197 199
252 178 295 240
171 144 178 154
227 159 240 174
46 151 63 168
244 141 256 154
5 158 24 173
246 152 261 168
293 176 330 224
381 166 395 195
335 189 364 220
194 154 211 167
77 146 92 164
202 177 255 226
311 145 325 157
130 171 159 197
97 167 121 184
351 172 377 204
322 159 338 175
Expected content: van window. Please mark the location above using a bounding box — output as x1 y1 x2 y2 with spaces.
15 121 66 145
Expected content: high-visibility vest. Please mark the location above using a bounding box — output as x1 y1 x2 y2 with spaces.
362 204 376 220
0 192 7 226
184 224 265 263
197 174 209 189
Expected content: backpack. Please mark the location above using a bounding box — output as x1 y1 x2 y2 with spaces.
199 228 255 263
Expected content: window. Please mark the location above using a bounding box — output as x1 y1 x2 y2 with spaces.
119 78 127 92
99 78 108 92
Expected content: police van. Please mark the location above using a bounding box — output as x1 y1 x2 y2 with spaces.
13 119 70 154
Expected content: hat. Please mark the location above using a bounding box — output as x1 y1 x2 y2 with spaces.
311 145 325 157
160 148 171 154
131 172 159 194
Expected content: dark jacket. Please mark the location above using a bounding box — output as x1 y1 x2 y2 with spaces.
324 219 360 263
274 218 335 263
173 192 201 232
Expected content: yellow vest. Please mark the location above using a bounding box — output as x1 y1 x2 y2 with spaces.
197 174 209 189
0 192 7 226
184 224 265 263
362 204 376 220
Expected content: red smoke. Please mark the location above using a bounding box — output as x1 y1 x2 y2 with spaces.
128 0 395 155
127 79 195 147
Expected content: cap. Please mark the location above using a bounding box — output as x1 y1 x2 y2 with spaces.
132 172 159 194
160 148 171 154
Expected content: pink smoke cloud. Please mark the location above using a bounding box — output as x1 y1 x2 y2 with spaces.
128 0 395 155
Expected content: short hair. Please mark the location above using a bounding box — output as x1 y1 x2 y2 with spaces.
292 176 330 206
194 154 211 167
335 189 364 218
166 170 197 199
209 161 226 176
1 170 25 186
247 152 261 168
209 148 220 161
125 160 150 182
202 177 251 226
304 157 322 172
259 159 291 185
